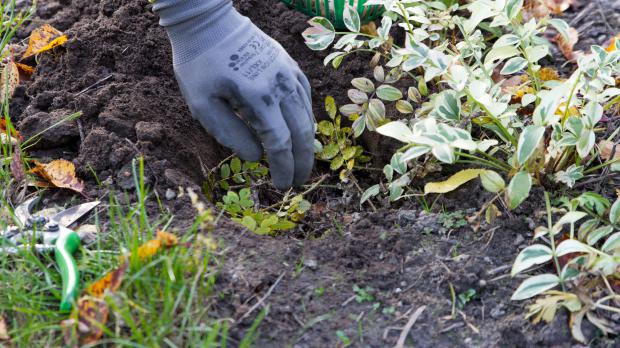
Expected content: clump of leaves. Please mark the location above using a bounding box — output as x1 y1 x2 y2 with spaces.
511 192 620 343
315 96 370 181
439 210 468 229
203 156 269 201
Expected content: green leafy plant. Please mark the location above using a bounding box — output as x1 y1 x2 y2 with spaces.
304 0 620 211
353 284 375 303
316 96 370 181
510 192 620 342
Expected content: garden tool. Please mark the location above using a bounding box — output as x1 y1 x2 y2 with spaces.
1 197 100 311
280 0 383 29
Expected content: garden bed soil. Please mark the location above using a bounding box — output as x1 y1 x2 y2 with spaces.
11 0 620 346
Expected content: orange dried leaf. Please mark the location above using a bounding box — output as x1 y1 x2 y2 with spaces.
31 159 85 193
606 34 620 52
15 62 34 79
542 0 574 14
86 262 128 298
22 24 68 59
539 67 560 81
1 61 20 102
556 27 579 60
136 230 178 261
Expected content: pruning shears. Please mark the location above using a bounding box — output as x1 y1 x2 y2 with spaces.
1 197 100 311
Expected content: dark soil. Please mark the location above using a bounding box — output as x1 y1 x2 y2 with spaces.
10 0 620 347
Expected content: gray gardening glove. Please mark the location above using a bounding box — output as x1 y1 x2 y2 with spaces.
154 0 314 190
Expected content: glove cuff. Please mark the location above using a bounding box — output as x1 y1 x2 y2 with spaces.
154 0 249 65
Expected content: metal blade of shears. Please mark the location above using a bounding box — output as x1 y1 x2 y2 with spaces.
51 201 101 228
14 197 39 227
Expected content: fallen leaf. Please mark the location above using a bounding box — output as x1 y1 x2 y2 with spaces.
555 27 579 60
424 169 487 194
543 0 574 14
606 34 620 52
31 159 85 193
0 60 19 102
539 67 560 81
15 62 34 79
86 262 128 298
22 24 68 59
0 119 22 140
62 297 109 346
10 145 25 183
0 315 9 341
136 230 178 261
599 140 620 161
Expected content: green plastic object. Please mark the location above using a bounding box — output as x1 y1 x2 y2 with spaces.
55 228 81 312
281 0 383 29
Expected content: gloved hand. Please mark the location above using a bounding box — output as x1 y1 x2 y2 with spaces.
154 0 314 190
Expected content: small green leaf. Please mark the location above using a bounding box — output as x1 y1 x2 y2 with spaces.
500 57 527 75
320 143 339 160
609 198 620 224
351 77 375 93
511 244 553 276
396 100 414 114
241 216 257 231
325 96 337 119
511 274 560 301
361 184 380 205
517 125 545 165
376 85 403 101
343 3 361 32
230 158 242 173
317 120 335 136
602 232 620 252
480 170 505 193
506 171 532 210
220 164 230 179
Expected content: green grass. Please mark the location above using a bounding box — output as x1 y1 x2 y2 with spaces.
0 158 265 346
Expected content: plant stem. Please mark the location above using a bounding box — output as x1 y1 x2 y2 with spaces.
455 151 511 172
544 191 565 291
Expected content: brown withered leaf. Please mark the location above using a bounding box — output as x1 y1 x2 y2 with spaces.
543 0 574 14
523 0 575 19
599 140 620 161
555 27 579 60
22 24 68 59
86 262 128 298
31 159 85 193
15 62 34 80
0 315 9 341
10 145 25 183
62 297 109 346
0 60 19 102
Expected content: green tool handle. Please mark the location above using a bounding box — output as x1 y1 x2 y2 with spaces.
54 228 81 312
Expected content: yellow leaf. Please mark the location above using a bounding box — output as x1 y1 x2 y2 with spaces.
424 169 487 194
31 159 85 193
136 230 178 261
607 34 620 52
86 262 128 298
22 24 68 59
1 60 19 102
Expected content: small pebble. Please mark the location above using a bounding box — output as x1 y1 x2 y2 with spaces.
513 234 525 246
303 259 318 270
165 188 176 200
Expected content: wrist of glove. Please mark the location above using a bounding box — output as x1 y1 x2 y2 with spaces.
154 0 315 190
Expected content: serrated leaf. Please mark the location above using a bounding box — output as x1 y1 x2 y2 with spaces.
511 244 553 276
511 274 560 301
424 169 486 194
